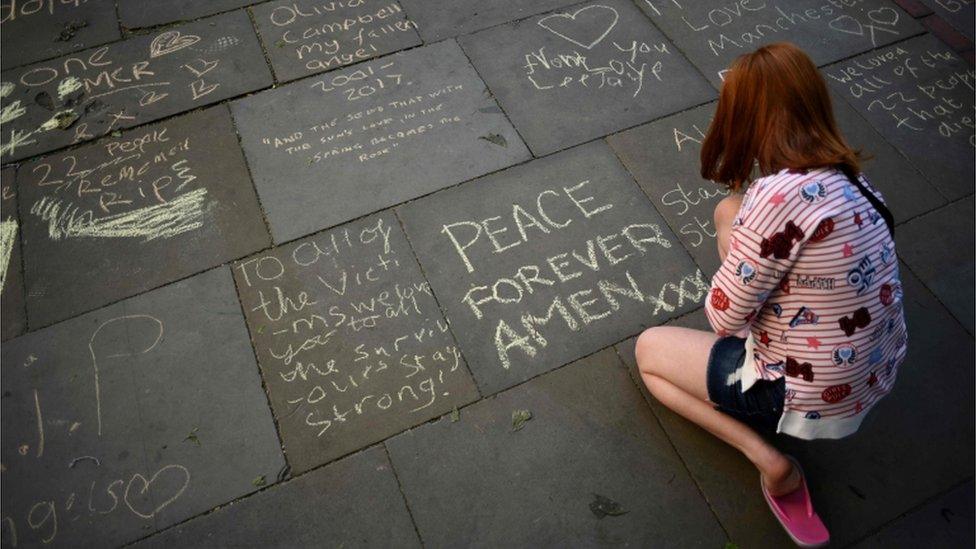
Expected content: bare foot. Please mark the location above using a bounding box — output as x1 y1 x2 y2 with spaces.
762 457 803 497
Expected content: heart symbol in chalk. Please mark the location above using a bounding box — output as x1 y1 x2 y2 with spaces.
123 464 191 519
537 5 619 50
828 15 863 36
867 7 899 26
150 31 201 58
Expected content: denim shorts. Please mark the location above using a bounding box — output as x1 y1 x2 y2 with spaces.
706 335 785 434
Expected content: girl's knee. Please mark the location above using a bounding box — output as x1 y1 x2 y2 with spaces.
635 327 666 373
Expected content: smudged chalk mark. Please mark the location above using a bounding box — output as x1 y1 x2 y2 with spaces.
57 77 83 100
0 100 26 124
0 218 17 292
31 188 210 242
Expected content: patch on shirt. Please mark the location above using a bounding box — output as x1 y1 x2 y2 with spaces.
831 343 857 367
710 287 730 311
809 217 834 242
760 220 804 259
799 180 827 203
735 260 756 285
822 383 852 404
847 255 876 295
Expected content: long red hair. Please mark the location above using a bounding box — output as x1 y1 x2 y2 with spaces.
700 42 862 191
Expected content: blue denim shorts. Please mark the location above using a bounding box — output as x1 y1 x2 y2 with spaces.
706 335 786 434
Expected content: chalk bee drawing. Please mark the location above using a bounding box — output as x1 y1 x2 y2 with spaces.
537 5 619 50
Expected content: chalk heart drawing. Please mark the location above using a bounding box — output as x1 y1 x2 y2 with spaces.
537 5 619 50
868 7 899 26
123 464 191 520
150 31 201 58
828 15 865 36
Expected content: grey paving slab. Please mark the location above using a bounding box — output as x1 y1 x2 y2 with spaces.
0 0 121 71
385 348 727 548
919 0 975 40
897 198 974 333
852 479 975 548
0 10 271 162
606 103 731 277
1 167 26 340
16 105 270 328
118 0 255 28
614 311 795 548
399 0 578 43
637 0 924 88
231 39 530 243
251 0 422 83
0 267 285 549
233 211 480 473
616 265 976 547
133 446 421 549
829 86 948 220
458 0 716 156
606 97 945 276
824 34 975 200
397 141 705 395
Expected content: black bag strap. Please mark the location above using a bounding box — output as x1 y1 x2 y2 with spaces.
838 165 894 238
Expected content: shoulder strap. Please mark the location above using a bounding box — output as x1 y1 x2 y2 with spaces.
838 165 894 238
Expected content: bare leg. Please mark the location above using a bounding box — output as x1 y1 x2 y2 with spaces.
635 326 800 496
714 193 743 263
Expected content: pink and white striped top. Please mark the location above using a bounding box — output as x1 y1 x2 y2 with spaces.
704 166 907 440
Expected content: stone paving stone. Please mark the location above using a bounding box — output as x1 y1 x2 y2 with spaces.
615 311 794 548
606 98 945 277
231 39 530 243
385 348 727 548
250 0 422 84
852 479 975 548
637 0 924 88
606 103 733 277
458 0 716 157
0 267 285 548
398 141 705 395
823 34 975 200
922 13 975 52
897 197 974 333
133 446 421 549
0 10 271 162
399 0 578 43
16 105 270 329
118 0 256 28
829 88 948 220
233 211 480 473
1 167 26 341
919 0 975 41
616 265 975 547
895 0 936 17
0 0 121 71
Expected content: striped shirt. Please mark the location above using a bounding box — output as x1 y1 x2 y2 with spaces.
704 166 907 440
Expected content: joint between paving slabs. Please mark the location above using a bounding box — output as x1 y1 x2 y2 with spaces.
610 318 736 544
383 442 429 549
6 162 31 339
228 261 293 476
841 474 976 548
453 36 537 159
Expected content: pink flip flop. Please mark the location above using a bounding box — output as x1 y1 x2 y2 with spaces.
761 455 830 548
